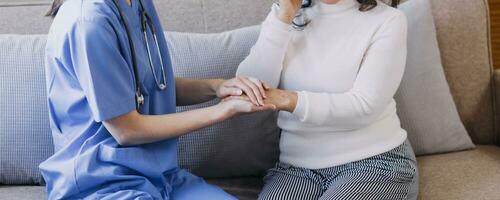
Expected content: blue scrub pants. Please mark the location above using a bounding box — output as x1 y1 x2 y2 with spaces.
84 170 237 200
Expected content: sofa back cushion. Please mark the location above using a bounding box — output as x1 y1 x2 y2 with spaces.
0 35 52 185
396 0 475 155
428 0 495 144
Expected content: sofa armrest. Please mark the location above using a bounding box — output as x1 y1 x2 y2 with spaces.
494 69 500 145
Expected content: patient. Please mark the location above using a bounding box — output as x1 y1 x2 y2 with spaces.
235 0 418 199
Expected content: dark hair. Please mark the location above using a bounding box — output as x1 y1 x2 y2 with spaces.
358 0 400 11
45 0 65 17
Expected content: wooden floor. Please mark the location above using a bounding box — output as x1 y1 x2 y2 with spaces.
490 0 500 69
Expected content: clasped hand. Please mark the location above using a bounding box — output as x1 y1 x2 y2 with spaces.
216 76 297 115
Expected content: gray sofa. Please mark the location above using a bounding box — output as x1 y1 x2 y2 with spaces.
1 0 500 200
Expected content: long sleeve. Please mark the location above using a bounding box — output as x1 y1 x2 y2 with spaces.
236 4 293 88
292 12 408 130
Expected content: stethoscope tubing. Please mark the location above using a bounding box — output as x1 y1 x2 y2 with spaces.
111 0 168 110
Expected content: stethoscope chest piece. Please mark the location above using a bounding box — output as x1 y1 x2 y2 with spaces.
159 83 166 90
136 91 145 108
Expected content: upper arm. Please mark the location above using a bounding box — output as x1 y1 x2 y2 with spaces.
351 11 408 113
68 18 137 122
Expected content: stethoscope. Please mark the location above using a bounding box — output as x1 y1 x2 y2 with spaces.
112 0 167 110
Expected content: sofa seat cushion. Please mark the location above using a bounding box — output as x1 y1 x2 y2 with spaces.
207 177 263 200
417 145 500 200
0 186 46 200
3 146 500 200
0 179 263 200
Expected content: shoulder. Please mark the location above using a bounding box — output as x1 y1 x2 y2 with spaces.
51 0 119 35
79 0 119 25
357 2 407 35
47 0 119 46
75 0 121 38
368 2 407 27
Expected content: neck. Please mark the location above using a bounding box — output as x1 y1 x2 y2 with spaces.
126 0 132 6
321 0 342 4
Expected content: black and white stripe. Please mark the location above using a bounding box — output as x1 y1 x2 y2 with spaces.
259 140 418 200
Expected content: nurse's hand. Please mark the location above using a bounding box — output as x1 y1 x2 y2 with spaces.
219 95 276 116
215 76 270 106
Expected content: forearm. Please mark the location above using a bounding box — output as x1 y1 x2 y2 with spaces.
105 105 231 146
175 78 222 106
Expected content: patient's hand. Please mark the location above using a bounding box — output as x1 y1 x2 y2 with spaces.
264 89 298 113
222 88 297 113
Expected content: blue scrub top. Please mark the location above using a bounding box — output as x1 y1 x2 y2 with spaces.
40 0 178 199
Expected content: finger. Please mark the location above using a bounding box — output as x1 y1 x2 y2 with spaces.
239 77 265 106
234 80 259 106
262 82 271 90
223 87 243 97
248 77 267 99
226 96 251 102
265 103 277 110
251 104 277 112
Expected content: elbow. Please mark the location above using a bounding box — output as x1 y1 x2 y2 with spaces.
342 106 387 130
103 111 143 146
326 114 379 131
114 132 134 146
110 127 137 146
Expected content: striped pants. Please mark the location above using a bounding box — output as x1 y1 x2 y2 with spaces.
259 140 418 200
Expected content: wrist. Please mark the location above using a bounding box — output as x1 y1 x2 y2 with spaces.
277 11 295 24
283 91 298 113
209 79 224 97
214 102 236 122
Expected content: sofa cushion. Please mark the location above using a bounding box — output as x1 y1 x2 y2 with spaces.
4 145 500 200
0 186 46 200
417 145 500 200
396 0 475 155
168 26 281 178
429 0 495 145
0 179 261 200
0 35 53 185
207 177 263 200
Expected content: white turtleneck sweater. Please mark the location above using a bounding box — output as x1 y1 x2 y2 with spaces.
236 0 408 169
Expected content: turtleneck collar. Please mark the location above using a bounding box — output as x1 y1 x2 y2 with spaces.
310 0 358 15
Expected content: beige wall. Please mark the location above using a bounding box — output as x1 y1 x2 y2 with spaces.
0 0 274 34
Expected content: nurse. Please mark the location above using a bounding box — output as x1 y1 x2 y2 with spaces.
40 0 274 199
